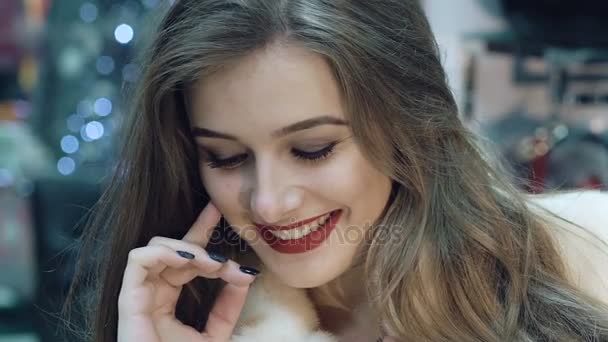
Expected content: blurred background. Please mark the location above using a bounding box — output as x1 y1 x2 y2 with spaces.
0 0 607 341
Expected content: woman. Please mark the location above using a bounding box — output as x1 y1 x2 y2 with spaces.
64 0 608 341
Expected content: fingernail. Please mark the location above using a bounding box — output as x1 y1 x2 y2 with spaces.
239 266 261 276
177 250 195 259
208 252 228 263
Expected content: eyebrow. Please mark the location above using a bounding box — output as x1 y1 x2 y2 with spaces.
191 115 349 141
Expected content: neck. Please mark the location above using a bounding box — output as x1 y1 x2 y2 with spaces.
306 263 379 337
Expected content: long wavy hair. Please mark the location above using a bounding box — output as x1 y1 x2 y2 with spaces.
64 0 608 341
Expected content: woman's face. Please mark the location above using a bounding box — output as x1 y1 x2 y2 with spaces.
189 43 392 288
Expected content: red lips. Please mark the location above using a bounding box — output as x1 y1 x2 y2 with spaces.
254 210 336 231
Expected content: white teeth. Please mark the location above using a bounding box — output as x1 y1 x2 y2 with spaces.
270 212 333 240
317 214 330 226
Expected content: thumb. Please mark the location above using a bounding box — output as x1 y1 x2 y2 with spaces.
202 282 251 340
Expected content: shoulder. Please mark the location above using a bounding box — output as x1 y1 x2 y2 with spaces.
525 190 608 304
526 190 608 233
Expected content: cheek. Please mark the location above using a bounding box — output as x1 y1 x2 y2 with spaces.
319 151 385 199
325 152 391 222
201 171 242 213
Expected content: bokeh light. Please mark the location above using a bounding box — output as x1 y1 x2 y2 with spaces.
79 3 98 23
60 135 80 154
114 24 134 44
85 121 105 140
66 114 85 133
94 97 112 116
57 157 76 175
96 56 115 75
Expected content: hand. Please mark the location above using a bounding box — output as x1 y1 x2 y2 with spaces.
117 202 259 342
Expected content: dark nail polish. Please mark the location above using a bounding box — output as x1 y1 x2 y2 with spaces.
239 266 261 276
177 250 195 259
208 252 228 263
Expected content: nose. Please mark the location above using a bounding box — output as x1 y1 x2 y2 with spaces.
249 158 301 225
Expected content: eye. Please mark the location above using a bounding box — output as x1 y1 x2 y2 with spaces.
204 153 247 170
203 142 339 170
291 141 338 164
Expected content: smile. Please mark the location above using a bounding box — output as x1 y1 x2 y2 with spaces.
268 212 332 240
254 210 335 231
255 209 343 254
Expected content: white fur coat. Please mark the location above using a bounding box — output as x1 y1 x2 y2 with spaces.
231 264 340 342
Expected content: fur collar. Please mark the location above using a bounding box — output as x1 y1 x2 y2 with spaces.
232 263 339 341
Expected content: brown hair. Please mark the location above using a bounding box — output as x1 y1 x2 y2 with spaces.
64 0 608 341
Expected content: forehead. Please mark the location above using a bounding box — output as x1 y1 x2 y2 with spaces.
188 43 347 138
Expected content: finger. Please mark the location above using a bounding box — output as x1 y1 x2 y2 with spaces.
122 245 192 290
158 251 256 288
160 266 201 288
149 237 254 287
148 236 225 277
216 259 258 287
183 201 222 247
203 283 251 340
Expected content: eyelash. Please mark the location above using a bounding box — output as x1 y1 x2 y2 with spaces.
203 142 339 169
